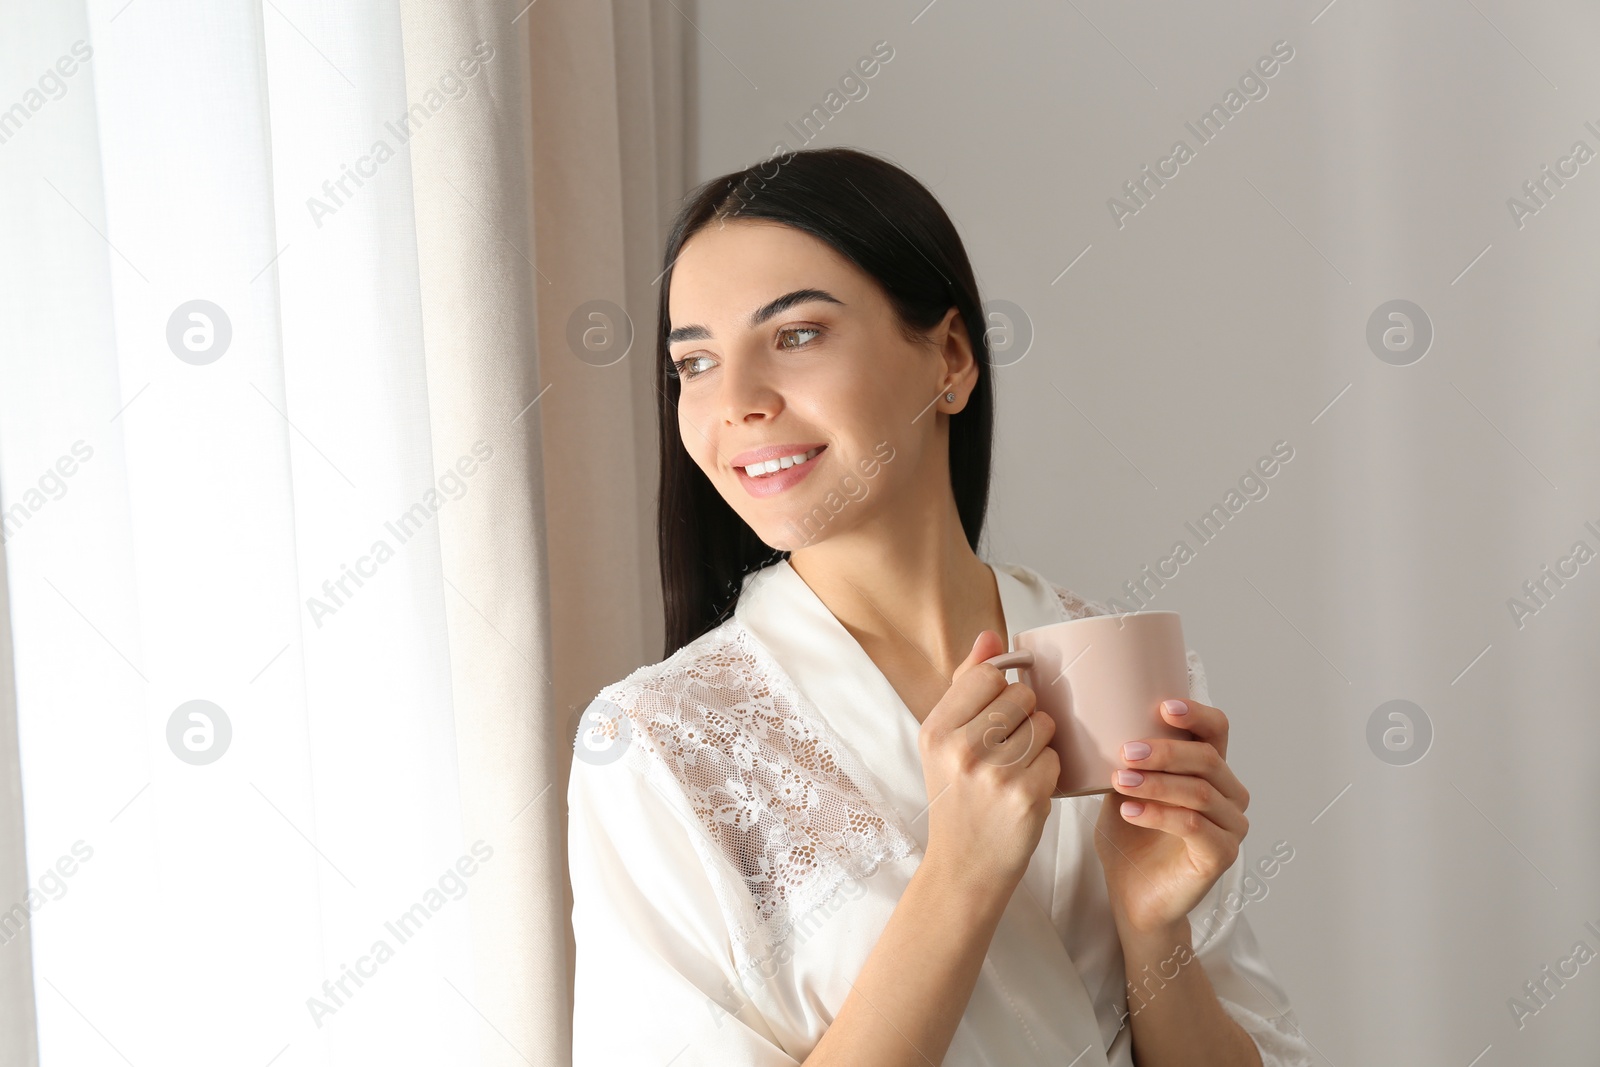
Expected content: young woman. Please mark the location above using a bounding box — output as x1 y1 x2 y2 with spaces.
567 147 1312 1066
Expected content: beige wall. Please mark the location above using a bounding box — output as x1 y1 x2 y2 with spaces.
686 2 1600 1059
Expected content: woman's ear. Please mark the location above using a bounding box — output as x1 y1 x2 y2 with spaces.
936 306 979 398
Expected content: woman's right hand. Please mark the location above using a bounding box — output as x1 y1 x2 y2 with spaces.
917 629 1060 894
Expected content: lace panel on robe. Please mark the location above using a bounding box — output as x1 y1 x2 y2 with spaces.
585 619 918 967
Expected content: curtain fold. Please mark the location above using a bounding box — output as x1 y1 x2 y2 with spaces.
396 1 560 1061
522 0 688 1048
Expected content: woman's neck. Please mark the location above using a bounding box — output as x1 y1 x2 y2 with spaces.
786 507 1006 685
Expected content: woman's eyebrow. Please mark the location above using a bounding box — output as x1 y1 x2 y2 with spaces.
666 288 844 345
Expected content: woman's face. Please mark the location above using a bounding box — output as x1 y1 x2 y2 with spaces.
666 218 971 552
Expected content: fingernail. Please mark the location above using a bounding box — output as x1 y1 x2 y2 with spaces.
1122 741 1151 761
1115 769 1143 787
1163 699 1188 716
1122 801 1145 817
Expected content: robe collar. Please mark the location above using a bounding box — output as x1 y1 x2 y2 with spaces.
733 555 1064 854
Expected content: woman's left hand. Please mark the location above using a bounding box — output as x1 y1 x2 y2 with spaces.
1092 698 1250 937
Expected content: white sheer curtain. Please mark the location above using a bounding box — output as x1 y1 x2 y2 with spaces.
0 2 585 1063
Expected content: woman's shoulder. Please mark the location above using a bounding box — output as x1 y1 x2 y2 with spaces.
575 610 917 959
594 613 748 707
577 614 752 768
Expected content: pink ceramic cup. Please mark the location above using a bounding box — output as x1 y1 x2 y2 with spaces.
984 611 1194 798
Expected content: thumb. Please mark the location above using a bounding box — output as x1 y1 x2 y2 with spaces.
953 629 1004 683
924 630 1006 739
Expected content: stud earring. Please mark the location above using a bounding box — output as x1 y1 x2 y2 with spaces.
945 391 957 403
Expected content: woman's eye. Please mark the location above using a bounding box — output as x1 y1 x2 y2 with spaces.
671 327 821 381
778 326 821 349
671 354 715 380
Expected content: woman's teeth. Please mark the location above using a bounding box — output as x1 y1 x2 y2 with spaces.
742 446 823 478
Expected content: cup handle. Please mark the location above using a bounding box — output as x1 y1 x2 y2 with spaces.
984 650 1034 672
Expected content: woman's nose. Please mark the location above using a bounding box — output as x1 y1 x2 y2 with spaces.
717 354 782 424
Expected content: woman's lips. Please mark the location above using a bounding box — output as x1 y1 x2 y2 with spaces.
735 445 826 498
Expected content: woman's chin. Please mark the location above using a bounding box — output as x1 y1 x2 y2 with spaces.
749 516 826 554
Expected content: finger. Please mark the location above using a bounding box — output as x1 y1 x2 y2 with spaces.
952 628 1006 683
972 685 1042 769
1156 698 1229 761
1116 797 1241 876
1002 705 1058 782
966 684 1043 767
923 630 1008 737
1120 728 1249 813
1110 768 1248 838
1024 739 1061 796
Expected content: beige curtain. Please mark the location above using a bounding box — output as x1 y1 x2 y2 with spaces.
0 2 683 1061
401 0 685 1062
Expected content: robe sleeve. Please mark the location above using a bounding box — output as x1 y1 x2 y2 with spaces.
1184 649 1317 1066
567 699 803 1067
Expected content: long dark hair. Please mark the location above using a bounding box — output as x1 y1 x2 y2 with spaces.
656 146 996 658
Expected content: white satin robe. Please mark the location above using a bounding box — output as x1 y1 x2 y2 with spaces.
568 557 1314 1065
